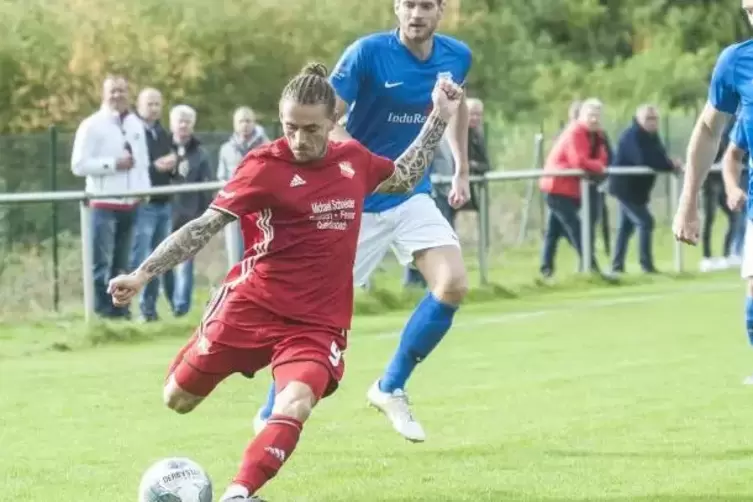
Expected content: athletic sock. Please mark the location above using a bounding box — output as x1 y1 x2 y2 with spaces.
379 292 458 393
233 414 303 494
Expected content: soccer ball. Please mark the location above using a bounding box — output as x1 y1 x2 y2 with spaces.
138 457 213 502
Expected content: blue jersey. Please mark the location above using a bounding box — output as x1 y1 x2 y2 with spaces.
709 40 753 218
330 30 473 213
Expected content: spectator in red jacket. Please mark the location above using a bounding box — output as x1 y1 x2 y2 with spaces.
539 98 608 278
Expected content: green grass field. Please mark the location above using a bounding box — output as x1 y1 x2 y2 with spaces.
3 271 753 501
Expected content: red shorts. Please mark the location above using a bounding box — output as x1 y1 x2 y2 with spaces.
169 287 347 399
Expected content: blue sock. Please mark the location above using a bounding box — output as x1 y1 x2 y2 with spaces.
746 296 753 345
259 382 276 421
379 292 458 393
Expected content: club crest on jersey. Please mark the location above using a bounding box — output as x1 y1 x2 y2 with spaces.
339 162 354 178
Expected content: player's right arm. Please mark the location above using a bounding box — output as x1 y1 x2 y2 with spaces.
674 44 740 243
109 157 275 304
329 39 367 142
131 207 235 283
679 46 740 205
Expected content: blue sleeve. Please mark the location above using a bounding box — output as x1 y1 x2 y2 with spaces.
730 120 748 152
330 39 368 105
708 45 740 114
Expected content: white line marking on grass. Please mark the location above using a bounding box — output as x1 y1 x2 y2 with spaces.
371 281 739 340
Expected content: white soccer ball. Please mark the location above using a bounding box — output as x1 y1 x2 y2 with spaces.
138 457 213 502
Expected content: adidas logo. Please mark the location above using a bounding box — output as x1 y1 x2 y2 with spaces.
264 446 286 462
290 174 306 187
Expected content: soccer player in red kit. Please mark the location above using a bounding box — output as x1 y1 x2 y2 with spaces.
108 62 463 501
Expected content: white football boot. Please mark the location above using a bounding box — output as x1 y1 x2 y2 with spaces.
366 380 426 443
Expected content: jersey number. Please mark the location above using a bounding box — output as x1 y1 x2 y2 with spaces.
328 341 342 367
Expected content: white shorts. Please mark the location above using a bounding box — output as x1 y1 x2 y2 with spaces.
353 193 460 286
742 219 753 278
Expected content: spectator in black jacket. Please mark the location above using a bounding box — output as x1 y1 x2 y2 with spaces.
162 104 213 317
699 118 740 271
608 104 679 273
129 88 178 321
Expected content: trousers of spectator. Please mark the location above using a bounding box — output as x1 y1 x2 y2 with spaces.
611 199 656 272
701 177 736 259
403 194 457 288
595 190 611 257
163 260 194 317
91 206 136 318
129 202 172 320
540 193 600 276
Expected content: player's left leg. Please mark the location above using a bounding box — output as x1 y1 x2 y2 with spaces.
253 211 393 434
367 194 467 442
220 330 346 501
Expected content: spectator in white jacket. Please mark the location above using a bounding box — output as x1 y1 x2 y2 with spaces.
71 75 150 318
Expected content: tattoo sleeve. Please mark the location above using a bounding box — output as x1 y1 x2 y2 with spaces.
375 110 449 193
136 208 235 279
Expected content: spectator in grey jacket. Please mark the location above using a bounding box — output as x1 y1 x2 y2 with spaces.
162 104 213 317
217 106 270 266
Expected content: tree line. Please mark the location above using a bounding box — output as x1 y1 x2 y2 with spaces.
0 0 748 134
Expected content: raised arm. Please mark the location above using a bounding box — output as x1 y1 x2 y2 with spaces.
375 79 464 193
374 110 450 193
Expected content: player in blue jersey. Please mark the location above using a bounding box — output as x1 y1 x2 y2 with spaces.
673 16 753 382
253 0 473 442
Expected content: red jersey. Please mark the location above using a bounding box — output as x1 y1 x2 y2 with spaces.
209 138 395 329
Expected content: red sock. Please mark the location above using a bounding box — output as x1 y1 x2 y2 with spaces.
233 414 303 493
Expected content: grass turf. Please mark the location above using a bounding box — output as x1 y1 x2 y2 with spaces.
2 272 753 501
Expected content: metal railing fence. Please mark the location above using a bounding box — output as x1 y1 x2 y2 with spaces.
0 166 698 322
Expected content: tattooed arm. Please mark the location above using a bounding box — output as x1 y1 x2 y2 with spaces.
374 110 450 193
136 208 235 280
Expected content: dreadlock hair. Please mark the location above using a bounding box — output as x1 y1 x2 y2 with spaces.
279 62 336 118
